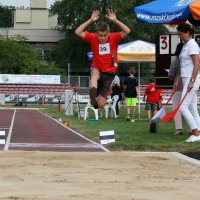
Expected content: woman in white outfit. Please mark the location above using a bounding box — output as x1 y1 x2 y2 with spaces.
168 42 183 135
176 23 200 142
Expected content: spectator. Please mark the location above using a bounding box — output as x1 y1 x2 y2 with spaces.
168 42 183 135
123 67 139 122
176 22 200 142
111 75 122 117
143 78 157 121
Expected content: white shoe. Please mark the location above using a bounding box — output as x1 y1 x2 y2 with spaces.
131 119 135 122
185 135 200 142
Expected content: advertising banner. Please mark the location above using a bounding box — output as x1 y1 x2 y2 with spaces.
0 74 60 84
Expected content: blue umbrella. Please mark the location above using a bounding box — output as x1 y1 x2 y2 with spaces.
134 0 200 26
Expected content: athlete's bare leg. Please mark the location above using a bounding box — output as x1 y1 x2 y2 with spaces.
89 68 100 109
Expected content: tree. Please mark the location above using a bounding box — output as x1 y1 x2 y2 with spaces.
51 0 169 73
0 36 40 74
0 5 14 27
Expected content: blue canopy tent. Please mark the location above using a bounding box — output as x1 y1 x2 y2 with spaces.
134 0 200 26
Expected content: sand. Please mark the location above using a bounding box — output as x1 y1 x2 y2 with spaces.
0 151 199 200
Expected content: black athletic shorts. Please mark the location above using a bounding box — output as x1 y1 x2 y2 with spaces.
90 67 115 98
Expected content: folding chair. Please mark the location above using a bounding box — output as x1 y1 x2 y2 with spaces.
104 95 119 118
84 100 98 120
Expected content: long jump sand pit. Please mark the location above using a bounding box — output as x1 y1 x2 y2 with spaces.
0 151 199 200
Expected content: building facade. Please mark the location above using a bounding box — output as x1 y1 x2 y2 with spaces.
0 0 65 64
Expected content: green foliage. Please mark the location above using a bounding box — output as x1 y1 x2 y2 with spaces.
52 38 91 72
51 0 169 72
0 5 14 27
22 65 65 76
0 36 39 74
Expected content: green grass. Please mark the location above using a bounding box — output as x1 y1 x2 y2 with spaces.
40 104 200 154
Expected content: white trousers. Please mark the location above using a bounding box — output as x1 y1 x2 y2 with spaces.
179 77 200 131
172 91 182 130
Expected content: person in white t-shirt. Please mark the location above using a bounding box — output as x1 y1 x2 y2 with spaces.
176 22 200 142
111 75 122 117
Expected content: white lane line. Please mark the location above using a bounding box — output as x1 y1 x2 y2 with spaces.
4 109 16 151
9 143 102 149
38 110 109 152
63 125 110 152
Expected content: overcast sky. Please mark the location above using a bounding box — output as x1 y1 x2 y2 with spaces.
0 0 57 8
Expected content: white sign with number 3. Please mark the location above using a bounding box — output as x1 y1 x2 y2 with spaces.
160 35 169 54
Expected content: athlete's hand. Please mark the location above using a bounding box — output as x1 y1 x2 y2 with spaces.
106 9 117 22
188 81 194 91
90 10 100 22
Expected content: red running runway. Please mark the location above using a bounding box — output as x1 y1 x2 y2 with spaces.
0 109 107 152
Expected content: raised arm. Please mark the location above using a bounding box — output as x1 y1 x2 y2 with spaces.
106 9 130 38
75 10 100 39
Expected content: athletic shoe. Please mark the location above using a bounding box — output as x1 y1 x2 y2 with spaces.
185 135 200 142
89 87 98 109
131 119 135 122
175 129 183 135
126 115 130 122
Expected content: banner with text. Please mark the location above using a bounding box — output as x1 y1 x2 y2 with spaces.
0 74 60 84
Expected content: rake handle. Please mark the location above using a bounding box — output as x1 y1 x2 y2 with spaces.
164 89 177 107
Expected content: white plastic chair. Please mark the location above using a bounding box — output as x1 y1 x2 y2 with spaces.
104 95 119 118
84 100 98 120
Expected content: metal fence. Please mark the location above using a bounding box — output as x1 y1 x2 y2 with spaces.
68 76 90 88
67 75 150 88
66 76 146 104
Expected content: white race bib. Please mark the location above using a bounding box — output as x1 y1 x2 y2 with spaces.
99 43 110 55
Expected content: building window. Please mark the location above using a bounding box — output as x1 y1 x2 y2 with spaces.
36 48 44 60
36 48 52 61
44 49 51 61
